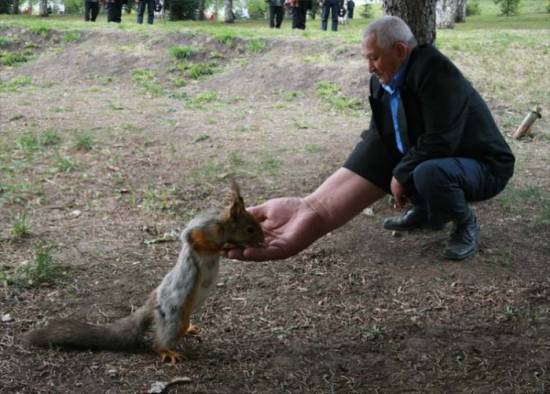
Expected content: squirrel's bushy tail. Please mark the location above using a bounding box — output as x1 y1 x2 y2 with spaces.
24 293 155 351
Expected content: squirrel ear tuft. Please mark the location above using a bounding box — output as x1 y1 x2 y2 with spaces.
229 179 245 212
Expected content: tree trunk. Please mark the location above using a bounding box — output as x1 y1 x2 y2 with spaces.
383 0 437 45
224 0 234 23
13 0 20 14
455 0 466 22
197 0 205 20
39 0 48 16
436 0 457 29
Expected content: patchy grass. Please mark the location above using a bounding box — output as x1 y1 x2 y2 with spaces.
3 246 65 288
316 81 364 114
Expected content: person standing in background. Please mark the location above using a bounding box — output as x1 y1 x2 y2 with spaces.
346 0 354 19
267 0 285 28
84 0 100 22
106 0 124 23
137 0 155 24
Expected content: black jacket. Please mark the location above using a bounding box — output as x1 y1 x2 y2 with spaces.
366 44 515 189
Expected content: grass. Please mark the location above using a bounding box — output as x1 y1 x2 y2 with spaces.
74 132 94 151
169 45 196 60
62 31 81 42
0 76 33 92
11 212 31 238
2 51 28 66
131 68 164 96
3 246 65 288
316 81 363 114
497 185 550 224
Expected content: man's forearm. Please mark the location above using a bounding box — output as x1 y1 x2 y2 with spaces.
303 167 385 236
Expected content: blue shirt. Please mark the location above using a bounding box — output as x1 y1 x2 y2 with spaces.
381 59 409 154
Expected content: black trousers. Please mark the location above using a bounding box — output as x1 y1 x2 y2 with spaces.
291 2 309 29
321 0 339 31
137 0 155 24
84 1 99 21
348 7 354 18
269 5 284 28
107 0 123 23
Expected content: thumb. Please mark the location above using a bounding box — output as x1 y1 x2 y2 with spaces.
246 204 268 222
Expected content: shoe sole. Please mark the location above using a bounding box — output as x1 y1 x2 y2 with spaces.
442 246 477 261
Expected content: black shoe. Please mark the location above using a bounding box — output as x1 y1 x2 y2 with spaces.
442 215 480 260
383 207 445 231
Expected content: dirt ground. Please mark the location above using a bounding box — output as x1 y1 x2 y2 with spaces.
1 25 549 393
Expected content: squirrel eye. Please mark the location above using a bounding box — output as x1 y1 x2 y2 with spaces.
246 226 255 234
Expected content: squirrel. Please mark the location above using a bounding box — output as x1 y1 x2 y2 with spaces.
23 180 264 364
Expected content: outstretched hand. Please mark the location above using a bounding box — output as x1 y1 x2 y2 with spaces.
224 197 325 262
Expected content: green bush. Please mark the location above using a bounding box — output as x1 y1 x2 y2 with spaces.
466 0 481 16
360 4 372 19
547 0 550 13
494 0 521 16
0 0 13 14
247 0 267 19
64 0 84 14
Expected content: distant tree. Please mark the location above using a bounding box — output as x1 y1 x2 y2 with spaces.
0 0 14 13
13 0 20 14
494 0 521 16
197 0 205 20
455 0 466 22
383 0 437 45
436 0 458 28
224 0 234 22
39 0 49 16
167 0 199 20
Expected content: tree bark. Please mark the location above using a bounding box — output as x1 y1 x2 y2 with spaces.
383 0 437 45
436 0 457 29
39 0 48 16
224 0 234 23
455 0 466 22
197 0 205 20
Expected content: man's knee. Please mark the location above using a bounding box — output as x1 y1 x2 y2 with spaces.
412 160 450 195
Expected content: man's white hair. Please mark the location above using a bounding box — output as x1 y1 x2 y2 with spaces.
363 15 417 48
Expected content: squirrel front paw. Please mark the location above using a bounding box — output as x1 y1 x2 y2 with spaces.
159 349 184 365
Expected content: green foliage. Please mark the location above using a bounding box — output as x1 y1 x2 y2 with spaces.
247 38 266 53
466 0 481 15
177 61 218 79
0 37 10 48
547 0 550 13
29 25 51 37
247 0 267 19
167 0 199 20
188 90 218 107
63 31 81 43
64 0 84 14
7 246 64 288
215 32 237 47
0 0 13 14
316 81 363 113
74 133 94 151
54 154 77 172
132 68 164 96
2 52 28 66
169 45 196 60
360 4 372 19
11 212 31 238
494 0 521 16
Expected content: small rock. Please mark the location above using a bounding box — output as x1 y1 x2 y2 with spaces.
391 231 401 237
2 313 13 322
148 381 167 394
70 209 82 218
363 207 375 216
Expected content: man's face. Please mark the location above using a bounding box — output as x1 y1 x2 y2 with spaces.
362 34 407 85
